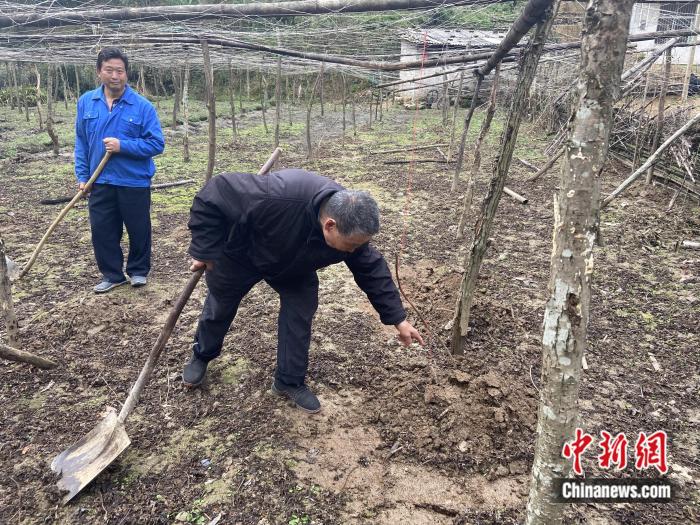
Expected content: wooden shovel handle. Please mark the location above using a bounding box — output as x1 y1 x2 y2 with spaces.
118 268 203 423
18 151 112 280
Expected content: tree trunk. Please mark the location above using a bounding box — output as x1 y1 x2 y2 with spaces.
228 60 238 143
5 62 15 109
645 48 671 185
286 75 293 126
0 238 19 348
305 68 323 158
451 74 483 192
447 71 465 161
73 64 81 98
172 68 181 128
45 64 60 156
457 64 501 237
182 59 191 163
59 64 69 110
451 1 560 354
319 62 325 116
11 62 22 115
202 40 216 182
441 73 449 126
34 64 44 130
246 67 250 100
525 2 635 523
341 73 347 135
351 89 357 136
274 55 282 149
261 75 269 134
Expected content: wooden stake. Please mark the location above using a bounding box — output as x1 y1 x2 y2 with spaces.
261 75 269 134
45 64 59 156
172 68 181 128
646 48 671 185
305 67 323 158
182 59 191 163
451 1 559 354
457 65 501 237
34 64 44 130
319 62 325 116
228 59 238 143
274 53 282 149
451 74 483 192
447 71 465 162
201 40 216 181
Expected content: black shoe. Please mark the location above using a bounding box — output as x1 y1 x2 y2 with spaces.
182 356 208 387
271 379 321 414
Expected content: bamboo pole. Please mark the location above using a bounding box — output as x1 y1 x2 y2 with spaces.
202 41 216 181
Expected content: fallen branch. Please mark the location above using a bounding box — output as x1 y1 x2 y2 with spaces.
40 179 197 205
371 143 448 155
0 342 57 369
529 147 564 181
517 157 539 172
602 112 700 208
504 186 529 204
383 159 450 165
681 240 700 250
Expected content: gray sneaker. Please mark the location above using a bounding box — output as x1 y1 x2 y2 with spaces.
182 355 208 387
130 275 148 287
93 279 128 294
272 379 321 414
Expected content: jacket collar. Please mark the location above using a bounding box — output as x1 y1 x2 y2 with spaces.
91 84 135 105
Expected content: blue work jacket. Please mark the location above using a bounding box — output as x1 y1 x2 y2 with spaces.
75 84 165 188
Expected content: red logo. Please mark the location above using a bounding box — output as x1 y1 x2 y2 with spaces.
562 429 669 475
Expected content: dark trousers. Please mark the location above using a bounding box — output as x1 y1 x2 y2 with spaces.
193 255 319 387
88 183 151 283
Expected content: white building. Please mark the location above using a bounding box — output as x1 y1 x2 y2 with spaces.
630 1 700 65
397 29 506 107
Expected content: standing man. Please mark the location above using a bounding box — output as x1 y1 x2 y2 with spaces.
75 47 165 293
182 169 424 414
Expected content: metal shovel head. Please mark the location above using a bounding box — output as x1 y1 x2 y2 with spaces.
50 407 131 504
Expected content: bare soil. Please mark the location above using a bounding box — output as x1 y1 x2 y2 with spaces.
0 97 698 524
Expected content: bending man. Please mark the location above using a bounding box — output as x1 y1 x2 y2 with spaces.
183 169 423 413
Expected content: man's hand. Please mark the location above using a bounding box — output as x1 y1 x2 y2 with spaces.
78 182 89 196
394 320 424 347
103 137 121 153
190 259 214 272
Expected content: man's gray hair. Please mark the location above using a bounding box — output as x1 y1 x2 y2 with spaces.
324 190 380 237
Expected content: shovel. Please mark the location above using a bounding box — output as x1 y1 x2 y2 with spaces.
51 267 203 503
15 151 112 281
49 148 282 503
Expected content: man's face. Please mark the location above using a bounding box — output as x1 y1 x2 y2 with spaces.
98 58 127 95
321 218 371 253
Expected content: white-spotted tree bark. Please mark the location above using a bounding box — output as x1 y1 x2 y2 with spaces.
525 1 635 523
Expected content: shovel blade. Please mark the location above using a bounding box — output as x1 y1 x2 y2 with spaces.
51 407 130 504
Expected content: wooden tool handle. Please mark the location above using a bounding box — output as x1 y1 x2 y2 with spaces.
18 151 112 280
118 269 203 423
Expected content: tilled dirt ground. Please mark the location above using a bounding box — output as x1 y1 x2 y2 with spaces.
0 98 698 524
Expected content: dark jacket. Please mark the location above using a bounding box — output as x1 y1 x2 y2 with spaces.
188 169 406 325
